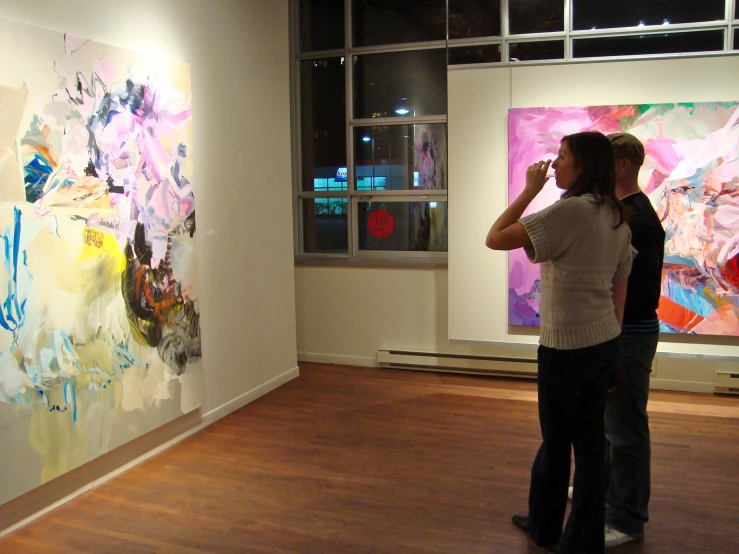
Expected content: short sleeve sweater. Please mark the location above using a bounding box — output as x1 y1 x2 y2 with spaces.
519 194 635 350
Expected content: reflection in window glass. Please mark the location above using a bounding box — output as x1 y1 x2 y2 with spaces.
358 201 448 252
353 50 447 119
735 29 738 50
353 0 445 47
300 58 346 192
573 0 725 31
449 0 501 39
299 0 344 52
509 0 564 34
448 44 502 65
303 198 348 253
510 41 564 62
574 31 725 59
354 124 447 192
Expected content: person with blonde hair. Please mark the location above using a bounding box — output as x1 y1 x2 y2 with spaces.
602 133 664 547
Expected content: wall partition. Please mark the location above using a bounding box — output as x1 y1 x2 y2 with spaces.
448 55 739 359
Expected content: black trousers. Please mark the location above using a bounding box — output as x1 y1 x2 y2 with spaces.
527 337 619 554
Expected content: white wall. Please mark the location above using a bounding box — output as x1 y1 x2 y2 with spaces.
295 266 537 365
0 0 297 529
295 266 734 393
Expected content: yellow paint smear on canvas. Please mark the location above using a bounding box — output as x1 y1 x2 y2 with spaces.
77 226 125 272
28 386 88 483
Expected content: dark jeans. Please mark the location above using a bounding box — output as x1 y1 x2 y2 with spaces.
605 332 658 536
527 337 619 554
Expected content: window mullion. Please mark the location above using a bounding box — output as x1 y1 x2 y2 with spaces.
501 0 510 62
726 0 734 50
345 0 355 257
351 115 447 127
564 0 572 58
290 0 303 256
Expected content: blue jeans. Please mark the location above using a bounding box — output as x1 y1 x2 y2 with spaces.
604 332 658 536
528 337 619 554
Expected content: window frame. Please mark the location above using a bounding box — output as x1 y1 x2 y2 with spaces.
291 0 739 265
292 1 449 263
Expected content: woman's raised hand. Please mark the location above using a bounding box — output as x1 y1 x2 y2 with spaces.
524 160 552 196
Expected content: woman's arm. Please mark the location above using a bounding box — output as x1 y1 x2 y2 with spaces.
485 160 551 251
484 191 536 250
611 279 628 326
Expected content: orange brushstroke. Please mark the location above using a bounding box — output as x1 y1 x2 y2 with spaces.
657 295 705 332
34 145 58 168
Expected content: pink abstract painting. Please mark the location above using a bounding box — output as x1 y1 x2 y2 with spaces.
508 102 739 336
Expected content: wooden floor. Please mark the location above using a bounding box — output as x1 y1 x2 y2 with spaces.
1 363 738 553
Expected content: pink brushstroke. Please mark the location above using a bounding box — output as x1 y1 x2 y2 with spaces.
64 34 88 56
36 55 195 269
645 138 680 175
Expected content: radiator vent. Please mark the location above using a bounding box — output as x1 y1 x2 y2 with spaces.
377 349 537 378
715 371 739 395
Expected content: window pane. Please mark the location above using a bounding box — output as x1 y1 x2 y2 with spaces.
449 0 501 39
509 0 564 34
358 200 448 251
301 58 346 192
299 0 344 52
573 0 725 31
573 31 725 59
510 40 564 62
353 0 445 47
354 123 447 192
448 44 502 65
735 29 739 50
353 50 447 119
303 198 348 253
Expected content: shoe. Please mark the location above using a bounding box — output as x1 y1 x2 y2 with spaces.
604 524 642 547
511 515 557 553
512 514 529 531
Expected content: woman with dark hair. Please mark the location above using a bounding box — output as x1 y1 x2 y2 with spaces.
485 131 634 554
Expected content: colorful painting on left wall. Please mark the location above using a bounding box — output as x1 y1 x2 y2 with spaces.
0 18 201 505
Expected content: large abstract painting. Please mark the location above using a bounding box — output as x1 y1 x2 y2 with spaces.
0 18 201 505
508 102 739 336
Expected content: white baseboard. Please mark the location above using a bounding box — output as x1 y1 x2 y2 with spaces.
298 351 377 367
0 365 300 539
200 365 300 426
650 378 715 394
298 352 718 393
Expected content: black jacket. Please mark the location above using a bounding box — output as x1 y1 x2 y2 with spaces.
622 192 665 324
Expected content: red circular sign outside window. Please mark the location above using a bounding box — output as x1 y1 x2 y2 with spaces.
367 210 394 239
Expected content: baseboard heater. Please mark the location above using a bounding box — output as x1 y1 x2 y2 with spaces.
715 371 739 395
377 349 538 379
